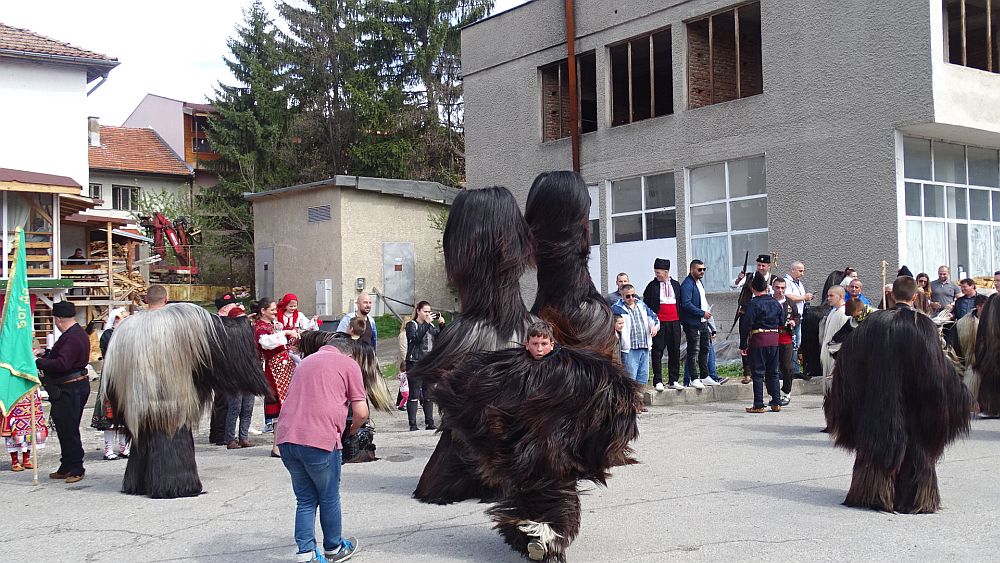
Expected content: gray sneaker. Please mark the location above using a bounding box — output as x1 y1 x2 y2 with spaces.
325 537 358 562
527 539 546 561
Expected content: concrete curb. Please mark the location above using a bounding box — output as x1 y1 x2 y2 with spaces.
644 377 824 406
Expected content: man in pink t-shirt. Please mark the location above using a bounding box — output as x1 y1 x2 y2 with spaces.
276 344 368 563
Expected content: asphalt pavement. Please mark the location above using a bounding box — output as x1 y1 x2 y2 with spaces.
3 391 998 562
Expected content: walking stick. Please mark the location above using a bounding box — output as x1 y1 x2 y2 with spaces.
30 384 38 485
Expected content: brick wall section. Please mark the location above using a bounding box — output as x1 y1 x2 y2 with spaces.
541 63 566 141
712 13 738 103
688 18 712 109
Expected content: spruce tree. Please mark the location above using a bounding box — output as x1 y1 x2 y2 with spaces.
202 0 294 281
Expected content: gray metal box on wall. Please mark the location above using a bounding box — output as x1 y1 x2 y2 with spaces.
315 278 333 316
256 246 274 300
382 242 415 316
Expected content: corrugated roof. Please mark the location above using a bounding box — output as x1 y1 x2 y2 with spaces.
244 175 461 205
89 126 193 177
0 22 118 80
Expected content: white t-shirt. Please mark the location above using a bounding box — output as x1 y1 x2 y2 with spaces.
784 274 806 315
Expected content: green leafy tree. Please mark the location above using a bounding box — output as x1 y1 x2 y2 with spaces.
202 0 295 281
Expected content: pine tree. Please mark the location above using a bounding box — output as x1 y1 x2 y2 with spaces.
202 0 295 281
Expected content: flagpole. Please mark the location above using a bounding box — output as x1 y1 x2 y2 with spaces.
30 384 38 485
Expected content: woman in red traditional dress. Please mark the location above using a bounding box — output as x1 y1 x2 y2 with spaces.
255 297 297 458
276 293 320 358
2 389 48 472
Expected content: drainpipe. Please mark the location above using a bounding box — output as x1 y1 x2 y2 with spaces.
564 0 580 172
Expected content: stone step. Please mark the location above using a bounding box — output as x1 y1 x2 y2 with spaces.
644 377 824 406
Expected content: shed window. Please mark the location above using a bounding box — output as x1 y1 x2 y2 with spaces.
540 51 598 141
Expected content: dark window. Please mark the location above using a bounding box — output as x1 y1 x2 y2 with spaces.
89 183 102 200
192 138 211 153
589 219 600 246
112 185 140 211
540 51 598 142
688 2 763 109
610 29 673 126
946 0 999 73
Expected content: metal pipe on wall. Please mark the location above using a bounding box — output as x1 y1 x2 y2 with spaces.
564 0 580 172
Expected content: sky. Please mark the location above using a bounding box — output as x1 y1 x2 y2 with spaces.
0 0 528 126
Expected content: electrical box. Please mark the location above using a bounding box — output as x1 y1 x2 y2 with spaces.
315 279 333 316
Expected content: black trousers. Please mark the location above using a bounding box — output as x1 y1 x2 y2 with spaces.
48 378 91 476
749 345 781 408
405 361 434 427
651 320 681 385
208 392 229 444
683 323 711 384
778 343 795 394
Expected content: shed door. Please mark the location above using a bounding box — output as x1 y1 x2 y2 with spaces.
257 246 274 300
383 242 415 315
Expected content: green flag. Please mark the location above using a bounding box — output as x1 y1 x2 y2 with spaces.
0 227 40 417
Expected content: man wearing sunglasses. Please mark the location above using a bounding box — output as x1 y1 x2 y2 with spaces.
680 259 718 389
611 285 660 386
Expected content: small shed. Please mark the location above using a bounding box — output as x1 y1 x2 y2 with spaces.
246 175 460 320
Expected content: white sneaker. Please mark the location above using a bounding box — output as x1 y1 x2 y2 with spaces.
248 426 263 436
689 379 706 389
701 377 720 386
669 382 685 390
654 382 665 392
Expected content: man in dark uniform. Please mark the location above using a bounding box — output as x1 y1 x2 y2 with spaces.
37 301 92 483
734 254 774 384
739 273 784 413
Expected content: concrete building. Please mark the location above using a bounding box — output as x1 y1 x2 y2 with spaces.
247 176 459 320
461 0 1000 313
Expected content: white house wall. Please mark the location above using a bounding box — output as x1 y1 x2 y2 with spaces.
0 59 89 187
122 95 186 157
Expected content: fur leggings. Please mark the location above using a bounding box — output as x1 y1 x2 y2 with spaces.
844 444 941 514
488 481 581 563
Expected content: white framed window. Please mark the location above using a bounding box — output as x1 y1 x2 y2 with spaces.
609 172 676 243
902 136 1000 277
89 183 103 201
112 185 140 211
687 155 767 291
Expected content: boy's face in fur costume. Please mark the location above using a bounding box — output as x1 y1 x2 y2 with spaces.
526 336 554 360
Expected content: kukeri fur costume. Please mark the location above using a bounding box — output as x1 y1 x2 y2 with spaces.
524 171 617 359
433 346 640 562
102 303 269 498
975 293 1000 417
824 306 971 513
412 186 537 505
412 181 642 562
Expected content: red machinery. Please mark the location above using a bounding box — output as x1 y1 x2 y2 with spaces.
140 213 199 280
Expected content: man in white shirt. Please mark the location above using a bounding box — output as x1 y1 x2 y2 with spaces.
783 261 813 377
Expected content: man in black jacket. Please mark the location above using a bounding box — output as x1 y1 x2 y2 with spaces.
37 301 91 483
643 258 684 391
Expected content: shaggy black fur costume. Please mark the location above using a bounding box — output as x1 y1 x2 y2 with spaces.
434 345 641 562
524 171 616 359
975 294 1000 417
412 187 537 505
824 306 971 513
105 306 269 498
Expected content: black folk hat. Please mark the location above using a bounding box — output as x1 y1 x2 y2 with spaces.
653 258 671 270
52 301 76 318
756 254 771 264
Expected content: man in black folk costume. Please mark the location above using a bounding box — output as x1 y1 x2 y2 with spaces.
824 276 971 513
102 303 270 498
739 273 785 413
412 174 641 562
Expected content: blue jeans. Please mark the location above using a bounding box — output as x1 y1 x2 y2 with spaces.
622 348 650 385
708 340 718 379
279 443 343 554
683 324 711 384
791 322 802 375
